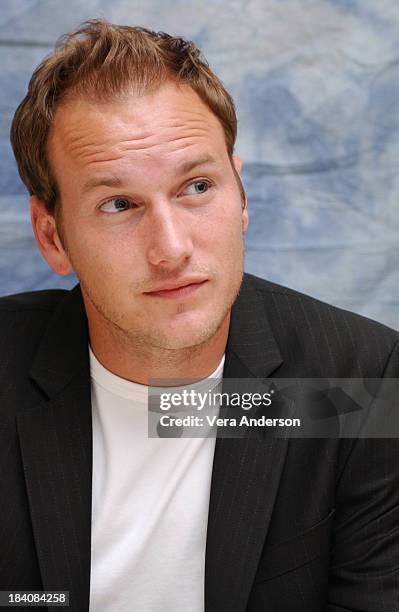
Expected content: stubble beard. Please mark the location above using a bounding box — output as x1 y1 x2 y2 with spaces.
80 261 244 365
86 271 243 360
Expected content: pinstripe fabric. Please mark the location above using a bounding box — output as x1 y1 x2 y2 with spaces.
0 287 91 611
207 275 399 611
0 274 398 611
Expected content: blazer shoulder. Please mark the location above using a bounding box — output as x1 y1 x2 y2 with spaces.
0 289 72 363
243 273 399 376
0 289 69 312
246 272 398 338
0 286 85 412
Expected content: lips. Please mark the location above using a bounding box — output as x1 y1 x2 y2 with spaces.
144 279 208 299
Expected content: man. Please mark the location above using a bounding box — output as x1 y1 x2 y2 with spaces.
2 18 399 612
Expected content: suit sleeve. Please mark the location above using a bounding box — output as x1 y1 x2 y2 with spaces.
328 339 399 611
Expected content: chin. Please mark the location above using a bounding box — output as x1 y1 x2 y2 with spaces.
149 311 227 351
151 328 214 351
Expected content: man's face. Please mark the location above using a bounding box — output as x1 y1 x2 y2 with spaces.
47 81 248 351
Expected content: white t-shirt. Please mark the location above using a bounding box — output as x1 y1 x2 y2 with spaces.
89 348 224 612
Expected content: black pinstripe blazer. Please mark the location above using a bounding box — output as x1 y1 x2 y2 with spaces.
1 273 399 611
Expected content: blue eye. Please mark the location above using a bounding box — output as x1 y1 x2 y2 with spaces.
183 180 210 196
100 198 133 213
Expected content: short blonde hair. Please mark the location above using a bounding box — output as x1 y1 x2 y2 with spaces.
10 19 237 213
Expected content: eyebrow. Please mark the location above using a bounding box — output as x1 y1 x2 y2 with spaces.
80 154 218 195
176 154 217 175
81 174 124 194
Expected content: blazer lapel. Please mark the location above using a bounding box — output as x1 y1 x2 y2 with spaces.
17 286 92 612
205 274 288 612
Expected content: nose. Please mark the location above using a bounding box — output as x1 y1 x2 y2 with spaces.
144 201 194 268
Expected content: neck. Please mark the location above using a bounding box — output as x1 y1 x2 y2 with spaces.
87 314 229 386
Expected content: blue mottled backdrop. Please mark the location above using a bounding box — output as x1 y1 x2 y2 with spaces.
1 0 398 329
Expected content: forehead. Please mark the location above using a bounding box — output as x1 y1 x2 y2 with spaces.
48 82 229 174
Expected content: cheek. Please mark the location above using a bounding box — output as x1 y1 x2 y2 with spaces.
210 212 245 251
64 218 125 261
65 228 133 283
199 196 244 241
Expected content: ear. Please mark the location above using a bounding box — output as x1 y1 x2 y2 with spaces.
30 196 73 276
232 154 242 174
242 200 249 234
231 155 249 233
